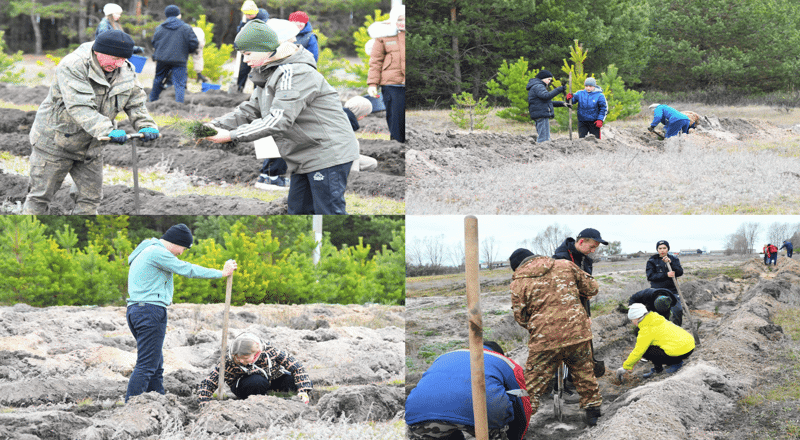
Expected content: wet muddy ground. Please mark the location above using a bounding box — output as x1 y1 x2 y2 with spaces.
0 84 405 214
406 255 800 439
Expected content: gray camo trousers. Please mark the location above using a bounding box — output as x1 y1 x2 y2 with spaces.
23 148 103 215
407 421 508 439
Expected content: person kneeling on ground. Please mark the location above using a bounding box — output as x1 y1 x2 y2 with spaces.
343 95 379 173
197 332 313 404
405 340 532 440
205 19 358 214
616 303 695 382
648 104 691 139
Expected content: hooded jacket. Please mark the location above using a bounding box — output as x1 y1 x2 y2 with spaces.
211 47 359 175
127 238 223 307
780 241 793 251
568 88 608 122
294 22 319 62
197 335 313 403
650 104 689 128
552 238 594 275
152 16 199 65
367 22 405 87
646 253 683 292
510 256 598 352
405 346 531 438
526 78 566 120
237 8 270 33
628 287 678 319
29 42 156 161
622 312 695 369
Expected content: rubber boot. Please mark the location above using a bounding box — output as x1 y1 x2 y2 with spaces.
585 406 601 427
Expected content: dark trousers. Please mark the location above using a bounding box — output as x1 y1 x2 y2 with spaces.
643 346 693 371
382 85 405 143
788 249 793 258
260 158 288 176
230 373 297 400
287 161 352 214
237 60 251 90
150 62 188 103
578 120 601 139
125 303 167 401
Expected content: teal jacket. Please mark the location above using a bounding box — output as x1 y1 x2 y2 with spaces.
127 238 223 307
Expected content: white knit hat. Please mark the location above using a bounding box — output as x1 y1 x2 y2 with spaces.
103 3 123 16
628 303 648 320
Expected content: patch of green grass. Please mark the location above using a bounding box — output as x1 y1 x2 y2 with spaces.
690 265 746 280
773 308 800 341
591 299 624 317
0 100 38 112
356 131 391 141
418 340 465 362
423 330 439 337
0 151 28 175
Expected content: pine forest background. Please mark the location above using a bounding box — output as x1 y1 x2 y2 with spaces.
0 215 405 308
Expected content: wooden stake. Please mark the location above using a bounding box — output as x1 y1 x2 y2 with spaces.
464 216 488 440
667 261 701 346
217 272 233 400
568 71 573 140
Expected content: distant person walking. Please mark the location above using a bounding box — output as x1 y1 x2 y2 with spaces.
564 77 607 139
367 4 405 143
190 23 210 83
646 240 684 326
780 240 793 258
288 11 319 62
768 243 779 266
236 0 269 93
95 3 145 55
149 5 199 103
126 224 236 402
648 104 691 138
526 70 568 142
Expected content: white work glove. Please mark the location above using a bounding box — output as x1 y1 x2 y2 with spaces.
298 391 309 404
615 367 627 383
368 86 379 98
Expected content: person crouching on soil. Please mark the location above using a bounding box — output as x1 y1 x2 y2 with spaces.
616 303 695 382
197 332 313 404
564 77 607 139
526 70 568 143
204 19 359 215
648 103 691 138
22 30 160 215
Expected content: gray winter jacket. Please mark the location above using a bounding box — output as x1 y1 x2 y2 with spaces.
29 42 156 161
211 48 359 175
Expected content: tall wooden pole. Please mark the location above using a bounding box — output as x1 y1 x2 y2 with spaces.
464 216 488 440
568 71 573 140
217 272 233 400
667 261 701 346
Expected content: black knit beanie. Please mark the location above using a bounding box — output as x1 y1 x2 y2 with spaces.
92 30 134 58
536 70 553 80
656 240 670 251
509 248 534 272
162 224 193 248
165 5 180 18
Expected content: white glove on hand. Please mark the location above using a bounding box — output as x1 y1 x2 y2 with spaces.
615 367 627 383
368 86 379 98
298 391 309 404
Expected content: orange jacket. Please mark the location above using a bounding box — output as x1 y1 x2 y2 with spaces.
367 31 405 87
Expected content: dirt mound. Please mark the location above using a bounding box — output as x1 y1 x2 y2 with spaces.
0 303 404 439
0 83 50 106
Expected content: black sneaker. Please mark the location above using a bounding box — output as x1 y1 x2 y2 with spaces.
197 72 210 83
585 407 601 427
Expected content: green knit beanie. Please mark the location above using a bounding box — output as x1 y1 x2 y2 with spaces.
235 19 280 52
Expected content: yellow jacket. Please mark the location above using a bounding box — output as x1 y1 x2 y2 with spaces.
623 312 695 370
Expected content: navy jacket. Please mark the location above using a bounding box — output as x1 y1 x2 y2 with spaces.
405 346 531 440
646 253 684 291
526 78 566 120
237 8 270 34
343 107 359 131
780 241 793 251
295 22 319 62
552 238 594 275
628 287 678 319
152 17 199 65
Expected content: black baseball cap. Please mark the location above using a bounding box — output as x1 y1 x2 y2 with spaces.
577 228 608 245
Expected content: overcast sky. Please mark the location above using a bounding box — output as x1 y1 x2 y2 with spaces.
406 215 800 262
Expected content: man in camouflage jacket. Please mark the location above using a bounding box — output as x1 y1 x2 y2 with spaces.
509 248 603 426
23 30 158 214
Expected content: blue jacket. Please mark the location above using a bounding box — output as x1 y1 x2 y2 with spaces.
646 253 684 292
650 104 688 128
568 88 608 122
552 238 594 275
406 346 530 439
237 8 270 34
780 241 793 251
295 22 319 62
127 238 223 307
526 78 567 120
152 17 199 65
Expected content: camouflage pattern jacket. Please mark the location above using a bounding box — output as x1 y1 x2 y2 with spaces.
29 42 156 161
197 344 313 403
510 255 599 352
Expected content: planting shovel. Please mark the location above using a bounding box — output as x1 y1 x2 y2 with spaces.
581 296 605 377
217 268 234 400
667 261 701 346
99 132 161 215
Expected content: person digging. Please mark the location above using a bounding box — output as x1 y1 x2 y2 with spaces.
616 303 695 383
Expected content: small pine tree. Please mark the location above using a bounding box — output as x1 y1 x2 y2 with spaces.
450 92 491 132
0 31 25 84
486 57 538 122
187 15 234 83
600 64 644 120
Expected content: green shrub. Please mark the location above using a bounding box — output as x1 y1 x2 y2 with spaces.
486 57 539 123
187 15 234 84
0 31 25 84
450 92 491 131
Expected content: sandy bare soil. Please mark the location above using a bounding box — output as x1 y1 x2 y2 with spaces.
406 255 800 439
0 83 405 215
0 302 405 439
405 109 800 214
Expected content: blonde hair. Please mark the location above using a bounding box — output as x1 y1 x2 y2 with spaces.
230 332 263 357
682 110 701 125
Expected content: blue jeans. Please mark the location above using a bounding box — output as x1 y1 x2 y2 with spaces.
260 158 288 176
534 118 551 142
287 161 352 214
150 62 188 103
665 119 691 138
381 85 405 143
126 303 167 402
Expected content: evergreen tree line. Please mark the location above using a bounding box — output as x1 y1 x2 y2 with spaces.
0 216 405 307
408 0 800 107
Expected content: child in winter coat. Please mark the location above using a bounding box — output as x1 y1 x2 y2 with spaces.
197 332 312 404
564 77 607 139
